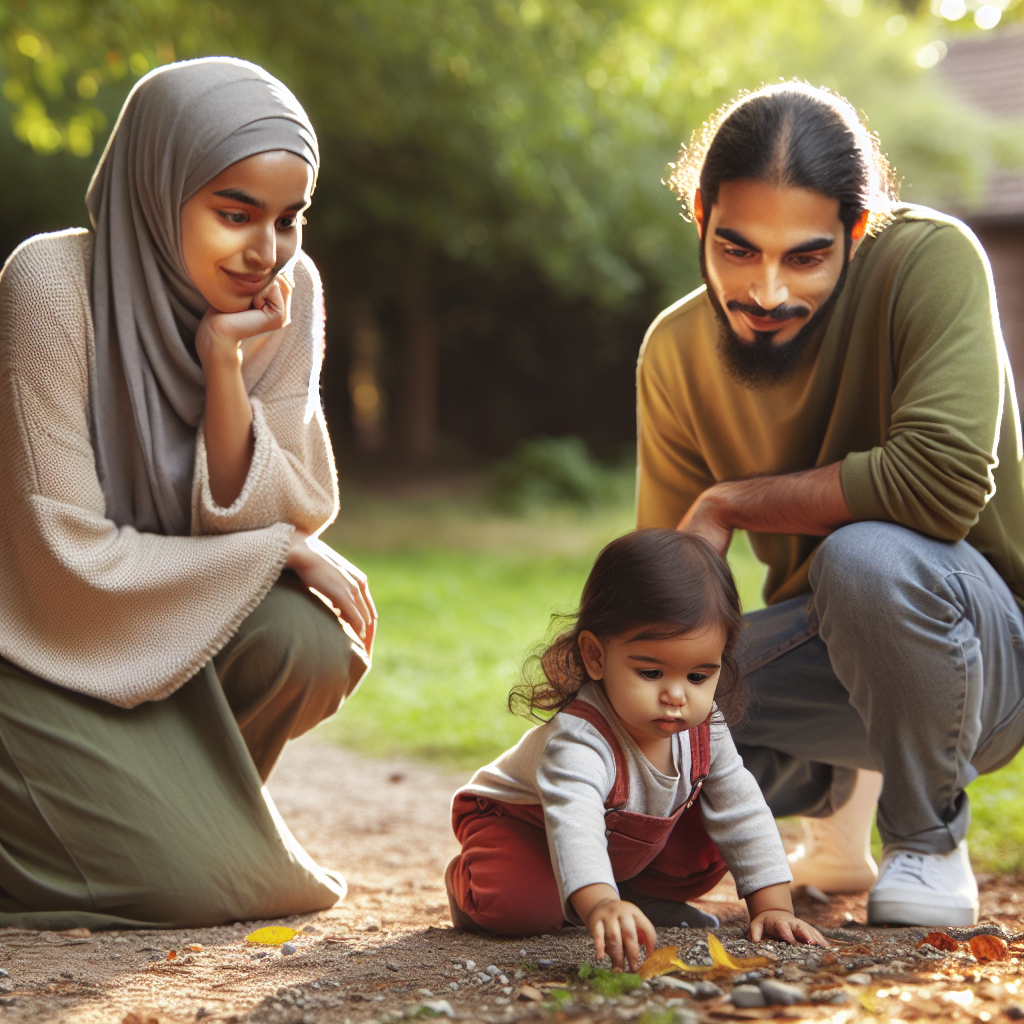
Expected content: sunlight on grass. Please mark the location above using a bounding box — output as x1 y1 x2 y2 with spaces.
320 492 1022 871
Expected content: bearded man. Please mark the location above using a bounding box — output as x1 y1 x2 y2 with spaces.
636 82 1024 926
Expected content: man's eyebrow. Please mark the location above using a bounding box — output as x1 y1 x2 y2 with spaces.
714 227 760 251
785 236 835 255
212 187 266 210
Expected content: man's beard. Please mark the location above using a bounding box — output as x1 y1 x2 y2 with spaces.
701 237 850 391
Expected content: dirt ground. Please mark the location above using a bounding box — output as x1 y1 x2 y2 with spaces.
1 734 1022 1024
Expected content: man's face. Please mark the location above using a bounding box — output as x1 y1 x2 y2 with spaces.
696 180 861 387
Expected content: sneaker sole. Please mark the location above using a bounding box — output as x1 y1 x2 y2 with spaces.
867 899 979 928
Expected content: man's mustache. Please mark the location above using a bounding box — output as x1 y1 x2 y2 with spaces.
726 299 811 321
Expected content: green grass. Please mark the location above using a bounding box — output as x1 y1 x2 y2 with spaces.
319 488 1022 872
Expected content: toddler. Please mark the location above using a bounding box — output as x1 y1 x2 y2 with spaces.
446 529 826 970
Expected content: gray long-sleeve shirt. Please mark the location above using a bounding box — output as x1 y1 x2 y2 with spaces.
458 683 791 922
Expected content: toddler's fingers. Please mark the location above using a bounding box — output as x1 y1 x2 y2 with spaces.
592 920 606 964
749 918 763 943
620 915 641 973
605 919 624 971
777 920 796 945
797 922 829 947
637 911 656 958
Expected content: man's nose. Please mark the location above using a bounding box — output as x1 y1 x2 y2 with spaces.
749 265 789 311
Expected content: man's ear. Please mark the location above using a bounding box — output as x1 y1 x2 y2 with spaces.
849 209 870 255
578 630 605 682
693 190 705 241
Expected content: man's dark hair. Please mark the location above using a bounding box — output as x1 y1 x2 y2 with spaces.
668 82 897 235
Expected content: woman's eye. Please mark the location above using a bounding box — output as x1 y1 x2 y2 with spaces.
277 215 307 231
687 672 708 683
639 669 662 680
219 210 248 225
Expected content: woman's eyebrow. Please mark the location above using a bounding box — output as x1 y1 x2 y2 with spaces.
212 187 266 209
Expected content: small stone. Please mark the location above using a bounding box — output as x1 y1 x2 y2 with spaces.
486 965 500 977
513 970 525 981
387 961 401 972
0 971 8 979
251 951 269 960
302 925 316 933
498 974 509 985
653 977 696 994
418 988 434 997
515 984 544 1002
537 959 555 968
1005 1006 1024 1021
502 986 512 995
519 949 527 956
846 973 871 986
478 972 491 983
812 989 850 1005
363 917 381 932
421 999 455 1018
281 943 297 955
541 934 551 939
730 985 767 1008
465 959 477 970
113 937 128 944
758 979 804 1006
693 981 723 1000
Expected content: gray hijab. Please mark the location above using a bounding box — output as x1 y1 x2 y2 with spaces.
85 57 319 536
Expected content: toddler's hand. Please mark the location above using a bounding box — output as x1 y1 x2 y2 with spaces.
586 899 655 973
750 909 828 947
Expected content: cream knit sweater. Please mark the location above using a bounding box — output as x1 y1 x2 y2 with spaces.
0 229 340 708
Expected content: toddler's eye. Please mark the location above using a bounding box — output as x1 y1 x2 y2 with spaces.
687 672 708 683
639 669 662 680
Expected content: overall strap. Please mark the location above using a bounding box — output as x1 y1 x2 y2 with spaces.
688 718 712 785
561 700 629 809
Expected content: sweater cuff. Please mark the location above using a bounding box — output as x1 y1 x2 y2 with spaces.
841 449 891 523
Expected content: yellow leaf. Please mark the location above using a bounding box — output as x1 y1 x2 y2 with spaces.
707 934 769 972
638 946 710 980
246 926 298 946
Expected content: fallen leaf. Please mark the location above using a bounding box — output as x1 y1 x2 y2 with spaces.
707 934 769 971
514 984 544 1002
968 935 1008 963
245 926 298 946
165 950 177 961
188 944 204 952
918 933 959 953
639 946 707 980
323 935 355 943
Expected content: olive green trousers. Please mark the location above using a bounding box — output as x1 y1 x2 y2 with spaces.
0 575 369 930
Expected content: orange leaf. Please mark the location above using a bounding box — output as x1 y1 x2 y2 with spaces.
918 932 959 952
165 950 177 961
969 935 1009 963
707 934 769 972
638 946 709 980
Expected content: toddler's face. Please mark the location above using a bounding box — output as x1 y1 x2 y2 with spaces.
578 625 725 747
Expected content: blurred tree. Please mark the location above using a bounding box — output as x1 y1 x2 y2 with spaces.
1 0 1021 464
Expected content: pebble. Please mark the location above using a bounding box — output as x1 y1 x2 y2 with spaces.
513 970 525 981
418 989 433 997
537 959 555 968
281 943 297 956
846 973 871 986
653 977 696 994
734 971 763 984
251 951 269 960
519 949 527 956
387 961 401 972
486 965 500 977
449 983 458 991
477 972 492 983
758 979 804 1006
693 981 723 1000
465 960 477 970
498 974 509 985
731 985 767 1008
0 971 8 979
420 1000 455 1018
1005 1006 1024 1021
812 990 851 1005
363 917 381 932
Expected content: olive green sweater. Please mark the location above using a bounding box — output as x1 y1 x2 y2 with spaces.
637 206 1024 611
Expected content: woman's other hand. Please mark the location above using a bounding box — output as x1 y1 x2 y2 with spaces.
287 530 377 654
195 274 293 373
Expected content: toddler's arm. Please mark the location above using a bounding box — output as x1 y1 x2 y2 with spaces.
570 883 655 973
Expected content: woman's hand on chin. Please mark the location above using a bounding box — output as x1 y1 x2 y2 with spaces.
195 274 293 373
286 530 378 655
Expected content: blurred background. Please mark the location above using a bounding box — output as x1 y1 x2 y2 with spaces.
2 0 1023 870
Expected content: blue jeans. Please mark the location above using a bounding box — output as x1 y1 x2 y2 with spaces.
731 522 1024 855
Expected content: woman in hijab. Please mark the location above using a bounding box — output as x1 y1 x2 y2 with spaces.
0 58 374 928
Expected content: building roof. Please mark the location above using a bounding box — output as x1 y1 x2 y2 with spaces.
938 25 1024 221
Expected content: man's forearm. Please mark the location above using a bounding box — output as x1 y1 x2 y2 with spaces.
677 462 852 554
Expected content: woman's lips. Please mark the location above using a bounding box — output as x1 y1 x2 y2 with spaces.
222 268 270 296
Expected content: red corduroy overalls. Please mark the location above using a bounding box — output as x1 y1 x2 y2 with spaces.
449 699 728 936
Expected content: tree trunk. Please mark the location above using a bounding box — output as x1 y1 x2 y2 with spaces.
347 297 386 453
397 244 439 462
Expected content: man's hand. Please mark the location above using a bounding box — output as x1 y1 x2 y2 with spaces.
677 462 852 555
287 530 378 655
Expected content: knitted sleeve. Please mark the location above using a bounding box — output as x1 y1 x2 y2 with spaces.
190 252 339 536
0 231 292 708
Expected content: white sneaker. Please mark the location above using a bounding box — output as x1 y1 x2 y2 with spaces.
867 839 979 927
788 769 882 894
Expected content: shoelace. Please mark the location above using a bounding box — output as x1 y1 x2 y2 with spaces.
881 850 934 889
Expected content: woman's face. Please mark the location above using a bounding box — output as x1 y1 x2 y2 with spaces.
180 150 314 313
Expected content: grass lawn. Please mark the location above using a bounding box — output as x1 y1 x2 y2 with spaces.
320 486 1023 874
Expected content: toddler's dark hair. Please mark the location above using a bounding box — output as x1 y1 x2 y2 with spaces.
509 529 745 725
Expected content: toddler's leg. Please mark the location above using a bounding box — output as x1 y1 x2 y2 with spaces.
449 797 564 936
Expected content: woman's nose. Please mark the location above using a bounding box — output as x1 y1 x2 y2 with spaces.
244 226 276 270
